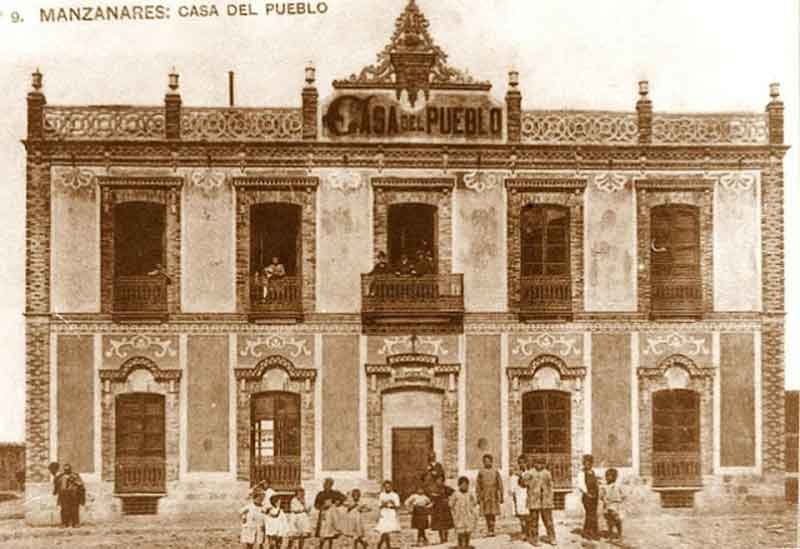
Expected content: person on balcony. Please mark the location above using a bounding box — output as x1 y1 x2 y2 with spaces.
262 256 287 300
147 263 172 284
53 463 85 528
395 254 415 276
367 251 390 298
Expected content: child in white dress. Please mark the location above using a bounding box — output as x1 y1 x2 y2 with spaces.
374 480 401 549
286 488 311 549
264 494 289 549
240 491 266 549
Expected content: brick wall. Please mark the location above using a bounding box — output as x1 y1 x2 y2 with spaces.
26 160 50 314
0 444 25 491
25 322 50 484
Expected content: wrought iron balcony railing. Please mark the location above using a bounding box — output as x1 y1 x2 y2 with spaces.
251 455 302 491
249 276 303 320
115 456 166 494
113 275 168 320
652 451 702 488
518 275 572 318
651 277 702 317
361 274 464 314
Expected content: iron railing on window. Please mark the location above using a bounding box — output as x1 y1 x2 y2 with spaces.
652 451 702 488
651 277 702 317
249 276 303 315
361 274 464 313
115 456 166 494
113 276 168 318
519 276 572 316
251 455 302 491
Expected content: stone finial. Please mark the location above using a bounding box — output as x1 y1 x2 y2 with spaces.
27 68 46 140
302 62 318 140
304 61 316 87
165 67 182 139
506 68 522 143
767 82 783 145
168 67 179 93
508 70 520 91
636 80 653 145
31 68 43 92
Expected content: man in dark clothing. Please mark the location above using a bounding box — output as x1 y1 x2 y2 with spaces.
579 454 599 540
313 478 344 539
368 251 390 297
424 452 446 490
53 463 84 527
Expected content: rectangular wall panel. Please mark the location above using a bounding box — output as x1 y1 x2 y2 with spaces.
57 335 94 472
591 334 631 467
322 335 360 470
187 336 229 472
720 333 756 467
466 335 501 469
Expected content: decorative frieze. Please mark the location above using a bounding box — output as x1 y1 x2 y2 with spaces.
181 108 303 141
328 172 365 193
104 334 177 359
642 332 710 357
239 335 312 359
188 168 227 194
377 335 450 357
651 113 769 145
718 172 756 195
511 333 581 358
55 167 96 192
593 172 628 193
43 106 166 140
462 171 499 193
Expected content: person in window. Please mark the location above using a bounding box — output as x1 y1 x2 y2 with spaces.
252 270 264 302
414 249 431 276
262 256 287 300
147 263 172 284
368 251 390 298
53 463 84 528
395 254 415 276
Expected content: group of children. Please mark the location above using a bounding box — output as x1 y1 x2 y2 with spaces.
240 486 312 549
242 453 626 549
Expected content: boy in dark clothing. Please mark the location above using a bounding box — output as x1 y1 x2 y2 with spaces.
578 454 599 540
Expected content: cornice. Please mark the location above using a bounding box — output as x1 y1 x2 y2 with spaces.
231 176 319 190
505 177 587 192
97 175 184 188
634 178 715 193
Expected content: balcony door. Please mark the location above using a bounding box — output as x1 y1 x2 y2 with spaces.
249 203 302 316
652 389 701 487
522 390 572 488
387 203 437 270
650 205 701 316
115 393 166 494
250 392 301 490
519 204 571 316
112 202 167 317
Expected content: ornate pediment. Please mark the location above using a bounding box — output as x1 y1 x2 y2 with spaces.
333 0 491 106
366 352 459 381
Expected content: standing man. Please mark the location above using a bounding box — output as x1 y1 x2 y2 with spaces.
53 463 84 528
475 454 503 537
313 478 343 544
524 456 556 546
424 451 446 489
578 454 599 540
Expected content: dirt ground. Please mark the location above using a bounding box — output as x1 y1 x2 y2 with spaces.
0 501 796 549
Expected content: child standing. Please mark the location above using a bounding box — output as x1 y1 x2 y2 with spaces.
509 455 530 541
601 468 625 540
286 488 311 549
318 493 344 549
578 454 599 540
428 476 454 544
449 476 479 549
264 494 289 549
346 489 368 549
405 481 432 546
374 480 401 549
524 455 556 546
240 491 266 549
475 453 503 537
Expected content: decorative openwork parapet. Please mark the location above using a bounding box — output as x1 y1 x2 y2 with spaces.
365 352 459 391
181 107 303 141
43 106 166 140
520 111 639 145
651 113 769 145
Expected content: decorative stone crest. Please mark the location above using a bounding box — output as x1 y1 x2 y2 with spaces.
56 166 95 192
332 0 490 106
105 335 177 359
594 172 627 193
463 171 499 193
329 172 365 193
718 172 756 194
512 334 580 358
642 332 709 357
240 335 311 359
378 335 449 357
189 168 227 194
366 352 459 391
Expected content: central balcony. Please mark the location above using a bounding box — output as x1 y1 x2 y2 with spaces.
361 274 464 334
651 277 702 319
517 275 572 321
113 276 168 322
249 276 303 322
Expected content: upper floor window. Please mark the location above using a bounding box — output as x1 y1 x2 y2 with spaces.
387 203 437 274
249 203 302 316
650 204 701 317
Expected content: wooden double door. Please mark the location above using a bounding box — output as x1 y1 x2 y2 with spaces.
250 392 301 490
392 427 433 501
652 389 701 487
115 393 166 494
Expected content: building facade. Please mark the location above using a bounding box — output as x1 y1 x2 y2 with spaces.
23 0 788 522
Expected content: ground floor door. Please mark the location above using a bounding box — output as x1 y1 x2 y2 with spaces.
250 391 301 491
115 393 166 494
522 390 572 489
652 389 701 487
392 426 433 501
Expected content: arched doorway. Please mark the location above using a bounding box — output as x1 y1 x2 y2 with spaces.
114 393 166 495
522 390 572 488
652 389 701 487
250 391 302 491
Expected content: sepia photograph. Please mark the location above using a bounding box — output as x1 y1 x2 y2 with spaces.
0 0 798 547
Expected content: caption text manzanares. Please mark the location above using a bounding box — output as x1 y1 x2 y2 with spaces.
39 3 329 22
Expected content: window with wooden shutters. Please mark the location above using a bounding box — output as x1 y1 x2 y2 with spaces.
522 390 572 488
650 205 702 317
115 393 166 494
250 392 301 489
652 389 701 487
519 205 571 316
